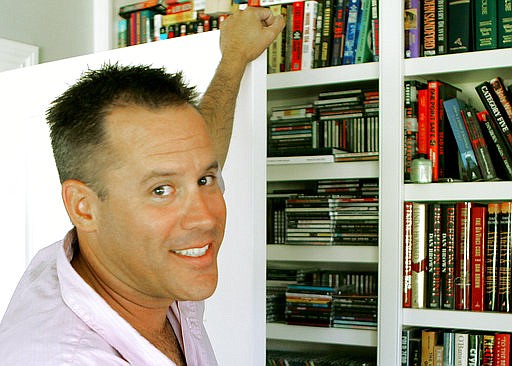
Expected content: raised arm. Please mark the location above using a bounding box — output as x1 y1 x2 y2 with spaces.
199 6 285 167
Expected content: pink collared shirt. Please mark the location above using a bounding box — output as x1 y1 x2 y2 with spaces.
0 230 218 365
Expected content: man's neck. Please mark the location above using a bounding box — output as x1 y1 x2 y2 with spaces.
70 249 186 364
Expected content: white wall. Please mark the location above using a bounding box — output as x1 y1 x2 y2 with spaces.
0 0 94 63
0 32 267 365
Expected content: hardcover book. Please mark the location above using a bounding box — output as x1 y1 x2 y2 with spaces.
498 0 512 48
498 201 512 312
477 111 512 180
342 0 362 65
427 203 442 308
441 202 456 310
470 205 487 311
412 202 428 309
404 0 421 58
443 98 482 181
485 202 500 311
422 0 436 56
475 0 498 50
447 0 473 53
455 201 472 311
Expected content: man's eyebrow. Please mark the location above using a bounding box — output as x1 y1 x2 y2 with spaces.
141 161 220 184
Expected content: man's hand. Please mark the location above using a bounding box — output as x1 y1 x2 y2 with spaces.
219 6 285 66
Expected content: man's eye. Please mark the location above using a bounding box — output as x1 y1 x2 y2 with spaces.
198 175 215 186
153 185 174 197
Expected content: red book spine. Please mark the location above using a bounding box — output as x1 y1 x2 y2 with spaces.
403 201 414 308
291 1 305 71
428 81 441 181
482 334 495 366
499 201 512 312
494 333 511 366
418 88 429 155
455 201 472 310
471 205 487 311
485 202 500 311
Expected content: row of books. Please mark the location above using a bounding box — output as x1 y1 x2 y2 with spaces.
268 88 379 158
403 201 512 313
267 270 377 328
266 0 379 74
267 350 376 366
267 178 378 245
404 0 512 58
117 0 231 47
402 327 511 366
404 76 512 182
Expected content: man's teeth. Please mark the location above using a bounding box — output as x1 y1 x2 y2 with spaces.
173 244 209 257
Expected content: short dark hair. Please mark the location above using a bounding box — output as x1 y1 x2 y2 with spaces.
46 63 199 198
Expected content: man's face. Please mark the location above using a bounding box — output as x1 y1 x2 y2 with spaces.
88 104 226 302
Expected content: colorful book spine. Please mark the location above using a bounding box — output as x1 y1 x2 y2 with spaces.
475 0 498 50
468 333 483 366
482 334 496 365
370 0 379 61
454 332 470 365
489 77 512 123
268 5 285 74
427 81 441 181
485 202 501 311
471 205 487 311
444 331 456 366
422 0 436 56
404 0 421 58
355 0 373 63
291 1 305 71
455 201 472 311
443 98 482 181
342 0 361 65
460 106 497 180
494 333 511 366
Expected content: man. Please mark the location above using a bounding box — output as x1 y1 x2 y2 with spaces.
0 7 284 366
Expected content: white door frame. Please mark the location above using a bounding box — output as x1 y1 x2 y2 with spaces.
0 38 38 72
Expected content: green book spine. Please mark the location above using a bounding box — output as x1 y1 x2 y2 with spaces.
475 0 498 50
448 0 473 54
498 0 512 48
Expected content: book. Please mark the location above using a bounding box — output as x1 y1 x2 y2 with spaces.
482 334 496 366
268 4 285 73
447 0 473 53
468 333 483 366
498 0 512 48
312 0 325 68
354 0 373 63
412 202 428 309
342 0 361 65
454 332 469 365
441 202 456 310
455 201 472 311
404 201 414 308
404 80 427 180
302 0 319 69
422 0 436 56
402 327 421 366
477 111 512 180
475 0 498 50
330 0 348 66
427 203 442 308
291 1 305 71
485 202 500 311
436 0 448 54
370 0 379 61
421 329 440 366
417 88 429 155
427 81 460 182
460 106 497 180
319 0 335 67
475 81 512 148
489 76 512 124
119 0 168 18
498 201 512 312
443 98 482 181
470 205 487 311
404 0 421 58
443 331 456 366
494 333 511 366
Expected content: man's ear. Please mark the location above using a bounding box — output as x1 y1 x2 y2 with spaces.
61 180 99 232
